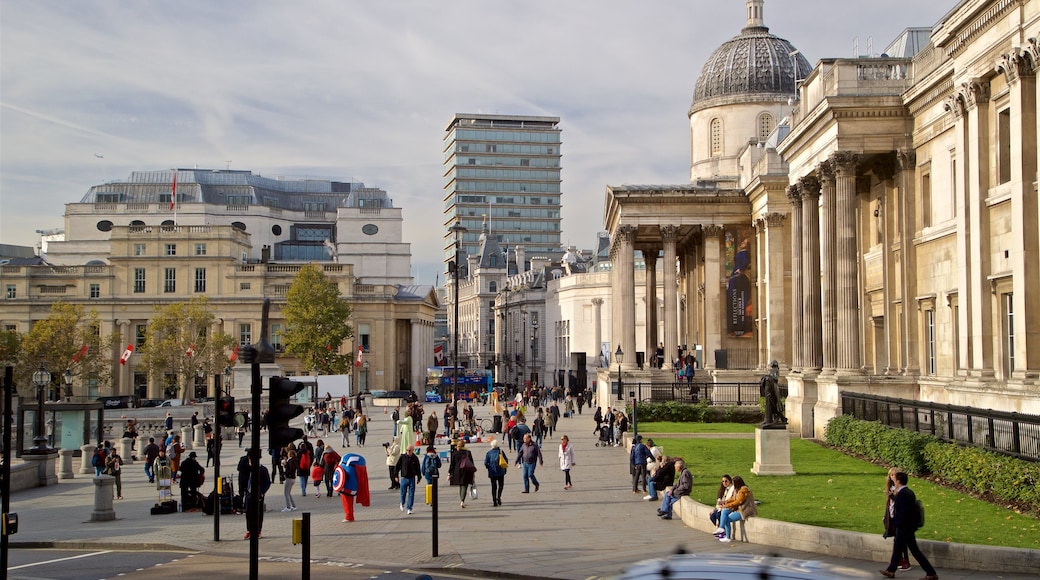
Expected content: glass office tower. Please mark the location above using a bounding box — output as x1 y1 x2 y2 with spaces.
442 113 562 269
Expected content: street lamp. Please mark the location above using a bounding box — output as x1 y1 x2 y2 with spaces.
30 364 52 452
614 346 624 401
63 368 74 402
530 318 538 386
449 221 467 438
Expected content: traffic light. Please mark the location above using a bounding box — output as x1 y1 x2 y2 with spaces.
217 396 238 427
269 376 305 449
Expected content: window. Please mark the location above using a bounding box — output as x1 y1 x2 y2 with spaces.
89 283 100 299
359 324 370 352
303 202 325 212
164 268 176 293
757 113 774 142
272 323 283 352
240 282 251 291
4 324 16 332
710 118 723 156
239 323 252 345
195 243 207 256
997 107 1011 185
194 268 206 293
489 281 497 292
921 172 931 228
925 309 936 376
134 244 146 256
520 159 530 167
165 244 177 256
133 268 146 293
228 195 251 206
136 324 147 348
5 285 15 299
1003 292 1015 378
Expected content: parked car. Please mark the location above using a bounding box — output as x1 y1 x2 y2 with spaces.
614 553 873 580
158 399 184 407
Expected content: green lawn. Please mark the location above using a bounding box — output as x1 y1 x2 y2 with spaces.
655 436 1039 550
638 422 757 434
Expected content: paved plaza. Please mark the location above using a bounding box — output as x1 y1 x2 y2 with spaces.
7 406 1033 579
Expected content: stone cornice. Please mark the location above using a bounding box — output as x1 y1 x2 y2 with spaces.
941 0 1018 59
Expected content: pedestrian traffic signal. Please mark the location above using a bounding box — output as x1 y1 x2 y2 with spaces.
217 396 240 428
268 376 305 449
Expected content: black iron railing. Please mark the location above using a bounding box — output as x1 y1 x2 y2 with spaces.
622 381 785 407
840 391 1040 463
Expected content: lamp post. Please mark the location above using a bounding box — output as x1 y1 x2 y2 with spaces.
63 368 74 402
449 221 467 437
614 346 624 402
30 364 51 452
530 318 538 386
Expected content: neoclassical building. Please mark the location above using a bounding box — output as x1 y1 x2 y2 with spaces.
599 0 1040 431
0 169 438 400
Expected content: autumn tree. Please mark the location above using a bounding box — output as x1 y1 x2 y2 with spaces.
138 296 236 402
15 302 115 399
283 263 353 374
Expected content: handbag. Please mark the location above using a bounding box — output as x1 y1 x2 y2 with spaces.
469 484 478 499
497 450 508 470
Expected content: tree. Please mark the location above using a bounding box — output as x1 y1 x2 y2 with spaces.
283 263 353 374
138 296 236 402
15 302 114 399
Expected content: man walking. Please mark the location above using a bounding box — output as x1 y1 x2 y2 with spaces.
396 445 421 514
143 437 160 483
880 472 938 580
515 433 544 493
630 435 652 494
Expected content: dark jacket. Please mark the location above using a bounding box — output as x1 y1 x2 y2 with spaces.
516 441 543 465
892 486 920 532
652 460 676 488
483 447 509 478
672 467 693 497
630 442 652 467
448 449 476 486
397 452 422 481
179 457 204 489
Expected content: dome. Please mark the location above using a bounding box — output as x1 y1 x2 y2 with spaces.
691 0 812 114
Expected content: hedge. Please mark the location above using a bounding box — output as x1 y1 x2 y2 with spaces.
630 400 763 424
825 415 1040 515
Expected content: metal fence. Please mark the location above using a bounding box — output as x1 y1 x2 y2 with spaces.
619 381 784 407
840 391 1040 463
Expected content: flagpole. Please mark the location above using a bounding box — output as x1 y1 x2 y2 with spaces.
171 170 178 225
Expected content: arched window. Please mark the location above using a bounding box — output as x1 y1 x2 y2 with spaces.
489 281 497 293
757 113 774 142
710 118 723 157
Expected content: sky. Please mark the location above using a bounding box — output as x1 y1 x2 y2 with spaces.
1 0 954 285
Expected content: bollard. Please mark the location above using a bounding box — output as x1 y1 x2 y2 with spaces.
80 444 95 474
23 451 60 487
137 435 150 459
194 424 206 448
180 426 193 451
120 437 135 464
90 475 117 522
58 448 76 479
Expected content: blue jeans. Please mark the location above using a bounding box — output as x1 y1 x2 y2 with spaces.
647 480 659 500
399 477 416 511
721 509 742 539
659 491 679 516
521 462 539 491
299 475 308 495
144 462 154 482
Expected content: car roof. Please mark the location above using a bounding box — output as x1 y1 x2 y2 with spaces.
616 553 874 580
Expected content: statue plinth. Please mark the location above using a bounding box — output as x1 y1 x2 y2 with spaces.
751 427 795 476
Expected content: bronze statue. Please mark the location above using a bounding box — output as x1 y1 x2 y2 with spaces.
759 360 787 429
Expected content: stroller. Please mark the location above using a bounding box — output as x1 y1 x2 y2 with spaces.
595 424 612 447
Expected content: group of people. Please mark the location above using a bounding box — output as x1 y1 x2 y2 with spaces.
593 406 629 446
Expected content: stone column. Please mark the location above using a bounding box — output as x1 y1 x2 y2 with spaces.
964 80 994 375
80 443 95 475
592 298 604 368
1001 51 1040 377
120 437 134 464
945 91 972 371
872 155 898 374
661 226 679 370
787 185 804 370
617 225 638 370
832 151 862 372
90 475 117 522
818 162 837 373
194 424 206 448
800 175 823 371
58 448 76 479
644 247 659 364
764 213 788 367
180 426 193 450
703 225 723 368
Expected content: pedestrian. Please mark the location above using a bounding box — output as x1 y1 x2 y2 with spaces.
593 406 603 436
657 457 691 520
143 437 160 483
515 433 544 493
237 424 246 447
385 438 401 490
883 467 912 572
205 436 216 468
339 413 351 448
243 454 271 539
167 436 182 482
879 472 938 579
558 434 575 490
90 444 107 477
422 445 442 486
482 439 508 506
448 440 477 508
179 451 205 511
297 445 312 496
281 450 298 512
322 446 341 497
104 448 124 499
164 412 173 431
396 445 421 514
236 451 250 502
355 414 368 447
630 435 652 494
191 411 199 428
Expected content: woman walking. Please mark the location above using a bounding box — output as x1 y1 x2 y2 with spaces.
281 450 298 512
448 440 477 508
558 435 575 490
483 439 508 506
884 467 912 571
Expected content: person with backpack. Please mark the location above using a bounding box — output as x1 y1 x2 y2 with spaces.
91 444 107 477
883 467 912 572
421 445 442 486
321 446 341 497
297 446 312 496
880 472 938 579
483 438 508 506
448 440 477 508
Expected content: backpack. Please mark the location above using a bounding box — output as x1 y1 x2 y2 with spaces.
913 499 925 530
299 451 311 471
322 449 340 467
91 448 104 467
422 454 440 478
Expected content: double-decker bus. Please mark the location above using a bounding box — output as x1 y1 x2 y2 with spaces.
425 367 492 403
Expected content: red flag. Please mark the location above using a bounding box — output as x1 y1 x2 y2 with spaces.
433 344 444 366
228 344 239 363
71 345 89 363
119 344 134 365
355 346 363 367
169 171 177 210
185 343 195 357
